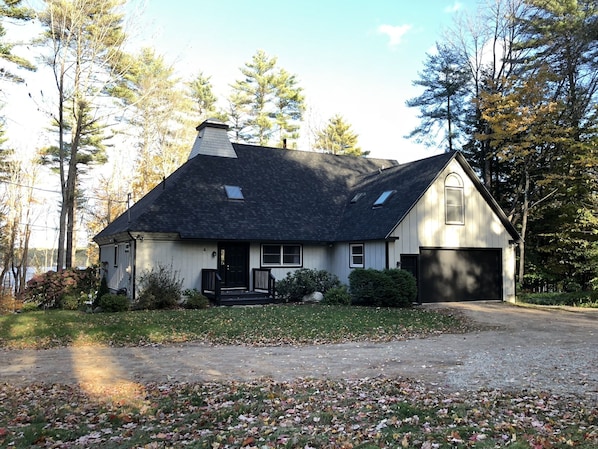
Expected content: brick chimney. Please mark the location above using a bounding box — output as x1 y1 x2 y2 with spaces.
188 118 237 159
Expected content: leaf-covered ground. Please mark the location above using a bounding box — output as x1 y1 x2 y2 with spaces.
1 378 596 448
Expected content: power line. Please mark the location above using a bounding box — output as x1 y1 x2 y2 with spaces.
1 180 129 203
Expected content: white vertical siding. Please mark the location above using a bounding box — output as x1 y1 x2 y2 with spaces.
132 240 333 294
263 244 331 283
331 240 389 285
99 241 134 294
389 158 516 301
391 159 511 250
135 240 218 294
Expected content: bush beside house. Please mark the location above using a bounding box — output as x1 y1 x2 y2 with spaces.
349 268 417 308
98 293 130 312
276 269 341 302
276 268 417 308
134 265 183 310
23 268 98 310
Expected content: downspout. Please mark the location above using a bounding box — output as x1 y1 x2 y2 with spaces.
127 232 137 301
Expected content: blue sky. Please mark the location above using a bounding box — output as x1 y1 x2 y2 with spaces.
5 0 479 248
132 0 477 162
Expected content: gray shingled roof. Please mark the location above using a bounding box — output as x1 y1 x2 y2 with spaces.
94 146 518 244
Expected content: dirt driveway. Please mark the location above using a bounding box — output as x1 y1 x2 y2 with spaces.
1 302 597 401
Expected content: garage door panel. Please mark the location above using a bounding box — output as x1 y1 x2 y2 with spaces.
420 249 502 303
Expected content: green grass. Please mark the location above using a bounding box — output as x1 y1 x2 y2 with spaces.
0 304 474 349
518 291 598 308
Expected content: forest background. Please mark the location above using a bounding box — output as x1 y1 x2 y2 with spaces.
0 0 596 297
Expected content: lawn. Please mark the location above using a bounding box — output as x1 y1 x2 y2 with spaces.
0 304 475 349
1 305 596 448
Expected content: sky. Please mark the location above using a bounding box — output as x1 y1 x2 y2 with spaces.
127 0 478 162
4 0 481 249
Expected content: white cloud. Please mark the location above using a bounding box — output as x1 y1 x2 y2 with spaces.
377 24 412 48
444 2 463 13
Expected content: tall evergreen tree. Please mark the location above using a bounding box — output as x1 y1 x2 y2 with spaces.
187 71 223 123
110 47 190 199
449 0 529 194
405 43 471 153
0 1 37 291
313 115 366 156
39 0 129 269
515 0 598 288
0 0 35 84
229 50 305 148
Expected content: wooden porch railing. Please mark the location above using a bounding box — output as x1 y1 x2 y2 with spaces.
252 268 276 299
201 269 222 305
202 268 276 305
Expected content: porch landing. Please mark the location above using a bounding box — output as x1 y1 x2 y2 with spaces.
205 290 278 306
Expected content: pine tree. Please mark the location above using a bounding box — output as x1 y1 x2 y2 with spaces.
405 43 471 153
110 47 190 198
187 71 223 123
39 0 129 269
229 50 305 148
0 0 35 84
313 115 366 156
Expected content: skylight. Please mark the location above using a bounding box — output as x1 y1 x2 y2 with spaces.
373 190 395 207
224 185 244 200
350 192 366 203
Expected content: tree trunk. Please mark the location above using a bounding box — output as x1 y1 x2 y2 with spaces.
517 169 530 284
65 101 85 268
56 65 67 271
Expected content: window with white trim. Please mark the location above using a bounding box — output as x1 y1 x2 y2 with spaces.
445 173 464 224
261 244 302 267
350 243 364 268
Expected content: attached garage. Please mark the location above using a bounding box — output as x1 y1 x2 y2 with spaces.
418 248 502 303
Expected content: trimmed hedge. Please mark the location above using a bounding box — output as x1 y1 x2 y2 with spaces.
349 268 416 308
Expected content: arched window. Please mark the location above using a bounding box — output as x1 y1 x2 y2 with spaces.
445 173 464 224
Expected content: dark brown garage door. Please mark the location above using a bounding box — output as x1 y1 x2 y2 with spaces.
419 248 502 303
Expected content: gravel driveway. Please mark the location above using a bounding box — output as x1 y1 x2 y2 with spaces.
1 302 597 401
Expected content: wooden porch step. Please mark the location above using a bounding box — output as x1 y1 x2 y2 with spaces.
208 290 277 306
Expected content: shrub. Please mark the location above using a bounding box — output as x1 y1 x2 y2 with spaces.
349 268 415 308
182 289 210 309
564 281 582 293
349 268 397 307
24 268 99 309
94 274 110 308
20 302 40 313
322 285 352 305
518 291 598 307
99 293 130 312
60 293 82 311
276 268 340 302
383 268 417 305
135 265 183 310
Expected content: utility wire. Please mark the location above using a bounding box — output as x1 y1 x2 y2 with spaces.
1 180 129 203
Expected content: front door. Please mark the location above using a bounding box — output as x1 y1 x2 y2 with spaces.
218 242 249 289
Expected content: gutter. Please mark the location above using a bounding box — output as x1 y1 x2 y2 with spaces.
127 232 137 301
